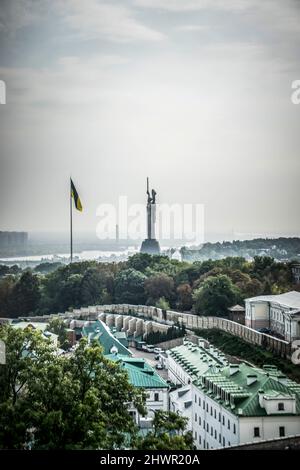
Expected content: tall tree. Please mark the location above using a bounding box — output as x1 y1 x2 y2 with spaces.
193 274 241 316
10 271 40 317
0 326 146 450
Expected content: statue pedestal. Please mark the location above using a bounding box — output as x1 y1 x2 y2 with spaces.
140 238 160 255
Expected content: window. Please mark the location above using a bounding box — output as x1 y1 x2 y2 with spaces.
207 423 209 432
214 410 216 419
222 437 225 447
199 435 201 445
199 416 201 425
203 401 205 410
194 431 197 440
228 441 231 447
278 402 285 411
210 406 213 416
206 442 209 449
219 434 221 444
195 413 197 422
199 397 201 406
233 423 236 434
222 416 225 425
203 420 205 430
228 420 230 430
195 395 197 403
254 427 260 438
279 426 285 437
218 412 221 422
154 392 159 401
206 403 209 412
215 430 217 440
211 427 213 436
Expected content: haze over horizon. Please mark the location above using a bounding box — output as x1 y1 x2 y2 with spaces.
0 0 300 239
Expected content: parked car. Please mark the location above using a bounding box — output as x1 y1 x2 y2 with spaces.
155 364 163 370
154 355 160 360
153 347 163 354
146 345 155 353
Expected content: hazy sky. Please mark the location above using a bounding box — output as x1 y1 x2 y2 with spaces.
0 0 300 241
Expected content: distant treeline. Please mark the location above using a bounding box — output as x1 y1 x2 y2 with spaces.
0 250 297 319
181 237 300 262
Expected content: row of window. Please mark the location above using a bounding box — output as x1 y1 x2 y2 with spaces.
194 416 236 439
253 426 285 438
193 426 286 449
194 401 237 433
193 431 230 449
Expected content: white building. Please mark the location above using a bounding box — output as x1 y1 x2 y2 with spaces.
192 363 300 449
168 340 300 449
245 291 300 341
166 338 228 386
106 353 169 429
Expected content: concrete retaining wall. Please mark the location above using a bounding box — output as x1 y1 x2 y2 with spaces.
22 303 292 359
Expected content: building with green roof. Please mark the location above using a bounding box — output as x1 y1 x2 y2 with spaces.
82 320 132 356
106 353 169 429
168 339 300 449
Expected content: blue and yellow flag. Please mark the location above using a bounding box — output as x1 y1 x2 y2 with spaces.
70 178 83 212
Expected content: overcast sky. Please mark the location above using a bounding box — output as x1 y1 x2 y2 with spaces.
0 0 299 241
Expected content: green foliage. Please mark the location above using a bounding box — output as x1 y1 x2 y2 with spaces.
114 268 147 304
135 410 194 450
144 324 185 345
145 273 174 305
155 297 170 310
0 326 146 449
48 318 70 350
0 252 296 318
10 271 41 317
193 274 241 316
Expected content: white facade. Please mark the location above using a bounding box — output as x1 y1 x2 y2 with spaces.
169 385 193 431
129 387 169 428
191 383 300 449
192 385 239 449
245 291 300 341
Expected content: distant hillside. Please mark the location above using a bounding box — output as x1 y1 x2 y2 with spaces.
181 237 300 262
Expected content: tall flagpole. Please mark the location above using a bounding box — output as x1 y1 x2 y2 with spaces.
70 178 73 263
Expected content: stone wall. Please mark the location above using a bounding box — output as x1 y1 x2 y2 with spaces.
23 303 292 359
227 434 300 450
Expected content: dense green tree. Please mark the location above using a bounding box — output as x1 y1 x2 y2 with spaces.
0 275 15 317
10 271 40 317
193 274 241 316
0 326 146 450
145 273 174 305
48 318 70 350
135 410 194 450
80 267 105 306
176 283 193 311
114 268 147 304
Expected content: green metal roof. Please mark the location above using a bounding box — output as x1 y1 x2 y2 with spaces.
106 353 168 389
82 320 132 356
195 362 300 417
168 341 225 378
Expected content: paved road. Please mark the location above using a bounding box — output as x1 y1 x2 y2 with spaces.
129 347 169 381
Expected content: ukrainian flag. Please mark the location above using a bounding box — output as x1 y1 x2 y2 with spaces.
70 178 83 212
